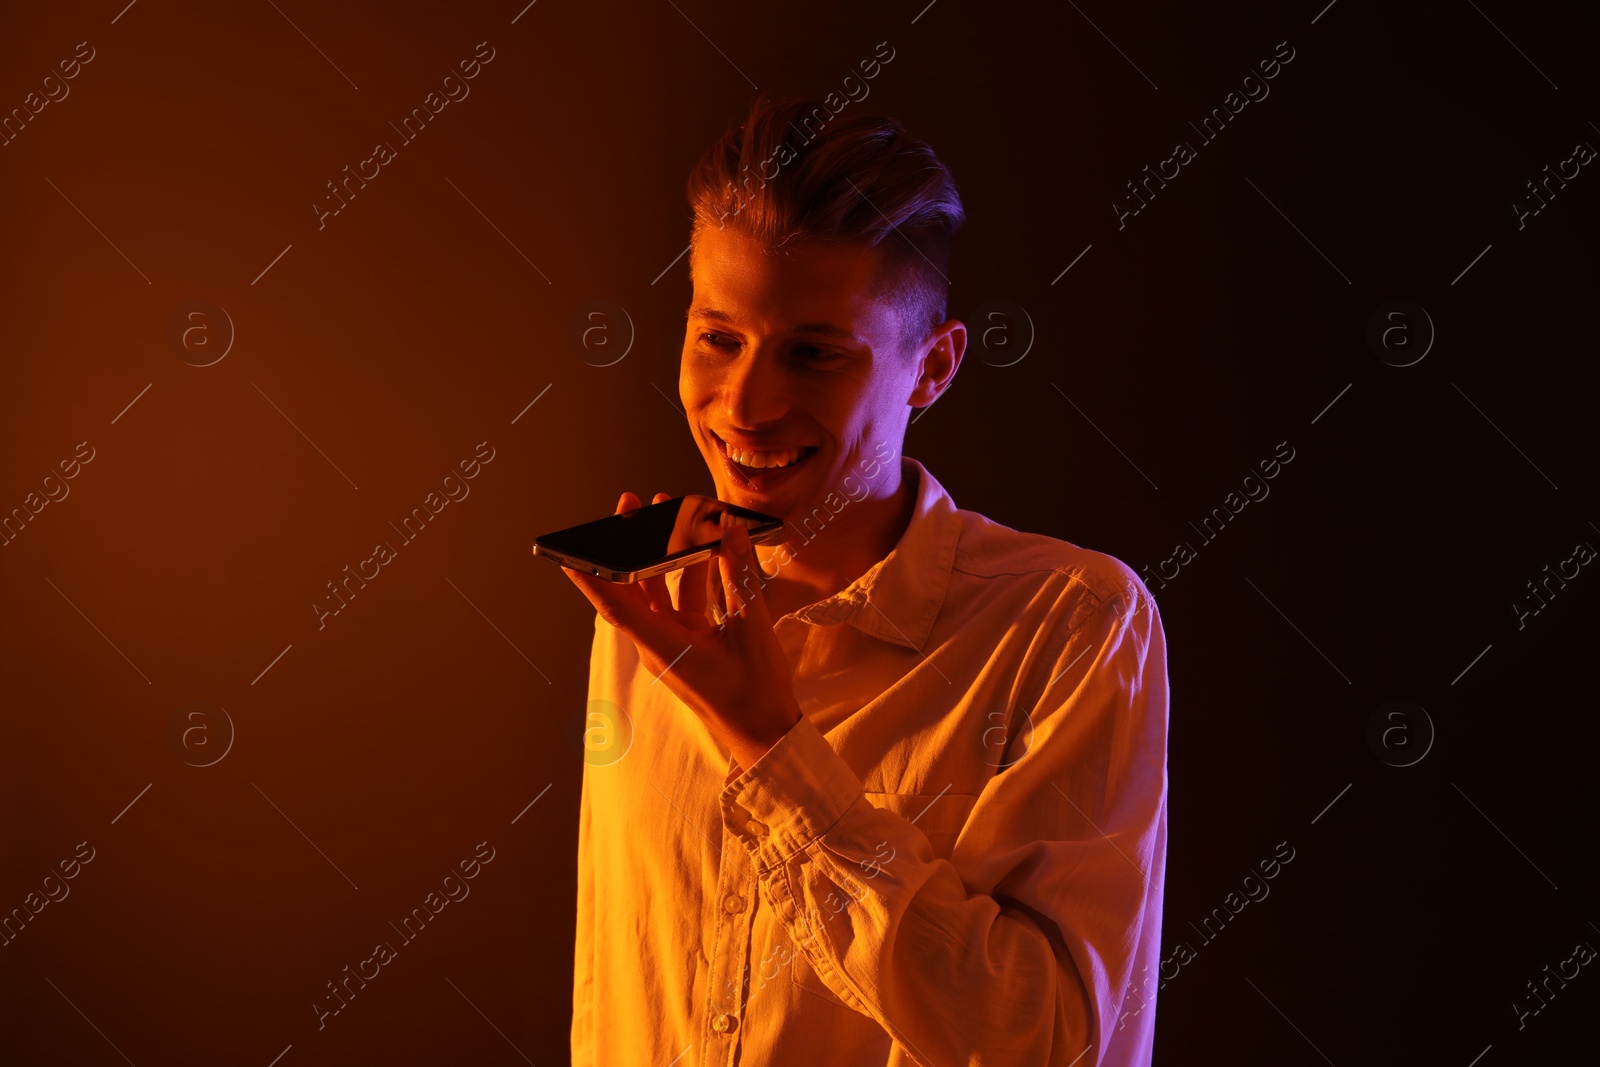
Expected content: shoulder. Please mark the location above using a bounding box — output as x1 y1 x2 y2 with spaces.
949 506 1154 631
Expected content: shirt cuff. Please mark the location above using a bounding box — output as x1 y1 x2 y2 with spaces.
720 715 863 870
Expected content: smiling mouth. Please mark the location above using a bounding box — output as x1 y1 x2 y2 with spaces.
711 433 819 490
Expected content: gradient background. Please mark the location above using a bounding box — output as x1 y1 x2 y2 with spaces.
2 1 1596 1064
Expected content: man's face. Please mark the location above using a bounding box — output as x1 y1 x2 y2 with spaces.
680 227 931 524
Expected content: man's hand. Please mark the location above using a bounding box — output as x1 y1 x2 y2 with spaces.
554 491 803 771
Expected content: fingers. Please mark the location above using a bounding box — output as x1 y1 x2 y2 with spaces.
561 563 621 624
636 493 675 611
707 544 729 627
716 524 750 622
609 491 668 612
716 523 772 629
679 558 710 619
614 491 704 618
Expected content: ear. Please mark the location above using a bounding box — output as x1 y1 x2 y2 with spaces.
908 319 966 408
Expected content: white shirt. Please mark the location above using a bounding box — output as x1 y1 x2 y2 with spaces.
572 455 1169 1066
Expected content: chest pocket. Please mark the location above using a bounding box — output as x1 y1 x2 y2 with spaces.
787 789 979 1006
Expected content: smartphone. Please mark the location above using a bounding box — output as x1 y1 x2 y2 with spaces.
532 495 785 582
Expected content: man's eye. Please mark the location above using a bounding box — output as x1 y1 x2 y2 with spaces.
695 334 836 361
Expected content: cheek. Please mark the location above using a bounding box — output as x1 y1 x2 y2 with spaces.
678 351 702 406
847 379 904 427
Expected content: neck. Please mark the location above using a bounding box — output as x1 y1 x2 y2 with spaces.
756 457 917 613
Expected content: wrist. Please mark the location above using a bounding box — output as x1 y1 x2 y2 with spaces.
725 708 802 771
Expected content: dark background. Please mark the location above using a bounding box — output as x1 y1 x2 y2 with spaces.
2 1 1596 1064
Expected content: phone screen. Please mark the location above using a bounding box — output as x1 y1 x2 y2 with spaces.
533 495 782 579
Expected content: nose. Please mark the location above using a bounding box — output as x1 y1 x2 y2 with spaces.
721 347 790 429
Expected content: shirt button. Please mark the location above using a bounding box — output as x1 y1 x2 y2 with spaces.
722 893 746 914
711 1012 739 1034
745 819 768 837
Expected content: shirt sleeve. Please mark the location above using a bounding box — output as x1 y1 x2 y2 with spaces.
719 576 1168 1066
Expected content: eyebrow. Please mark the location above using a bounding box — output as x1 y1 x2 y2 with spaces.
689 307 863 343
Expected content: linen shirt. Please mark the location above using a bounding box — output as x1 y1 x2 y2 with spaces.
571 456 1169 1066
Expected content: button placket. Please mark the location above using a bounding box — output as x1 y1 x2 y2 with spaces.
704 826 756 1065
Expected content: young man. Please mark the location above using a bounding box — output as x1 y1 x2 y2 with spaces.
558 93 1169 1066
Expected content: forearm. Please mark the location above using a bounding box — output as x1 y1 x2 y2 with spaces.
724 716 1151 1066
768 797 1097 1064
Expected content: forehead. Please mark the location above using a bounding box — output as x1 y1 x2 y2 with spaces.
689 227 899 338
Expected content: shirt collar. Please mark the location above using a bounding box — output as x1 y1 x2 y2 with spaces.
789 456 962 654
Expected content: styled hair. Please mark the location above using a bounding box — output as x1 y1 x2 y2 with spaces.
685 91 965 357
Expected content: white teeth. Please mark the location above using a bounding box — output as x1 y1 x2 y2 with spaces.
723 442 808 469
